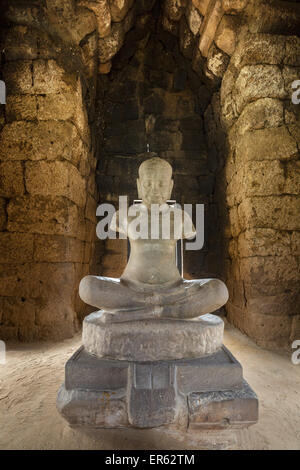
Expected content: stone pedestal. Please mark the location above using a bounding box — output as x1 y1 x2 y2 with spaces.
57 312 258 430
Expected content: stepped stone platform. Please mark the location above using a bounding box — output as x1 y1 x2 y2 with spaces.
57 313 258 430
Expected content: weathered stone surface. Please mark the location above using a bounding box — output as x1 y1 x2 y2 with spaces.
227 304 293 349
1 296 36 327
109 0 134 22
239 255 299 285
57 385 128 427
185 1 202 35
98 22 125 62
188 380 258 429
0 233 34 263
34 235 85 263
234 98 283 135
234 65 286 114
235 126 298 162
238 196 300 231
128 362 178 428
65 347 128 391
164 0 185 22
7 195 79 235
0 122 82 163
0 161 24 197
221 0 246 14
233 34 286 68
237 229 291 258
284 36 300 66
5 95 37 122
33 59 75 94
37 93 76 120
3 61 33 94
176 346 243 393
215 15 238 55
79 0 111 38
192 0 210 16
206 44 229 78
198 0 223 57
25 161 86 207
3 25 38 60
179 16 195 60
83 312 224 361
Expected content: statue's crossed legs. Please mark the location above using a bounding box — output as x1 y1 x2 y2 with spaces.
79 276 229 323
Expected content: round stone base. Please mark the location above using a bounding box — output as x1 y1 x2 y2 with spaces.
82 312 224 361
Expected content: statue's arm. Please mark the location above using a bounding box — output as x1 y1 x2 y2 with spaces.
182 210 196 239
109 210 127 236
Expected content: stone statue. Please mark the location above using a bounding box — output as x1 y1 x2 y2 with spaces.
58 157 258 431
79 157 228 323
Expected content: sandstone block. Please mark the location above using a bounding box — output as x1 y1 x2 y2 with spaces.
37 93 76 120
0 232 34 263
0 161 24 197
1 297 36 327
239 256 299 285
34 235 85 263
234 65 286 114
25 161 69 198
3 25 38 60
57 385 128 427
215 15 238 56
235 126 298 162
188 380 258 429
238 229 291 258
0 121 82 163
233 33 286 68
7 195 79 236
238 196 300 231
33 59 76 94
285 36 300 66
3 61 33 94
5 95 37 122
234 98 283 135
198 0 223 58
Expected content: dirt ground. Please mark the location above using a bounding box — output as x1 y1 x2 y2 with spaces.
0 322 299 450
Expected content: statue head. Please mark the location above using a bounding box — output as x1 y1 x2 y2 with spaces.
137 157 174 206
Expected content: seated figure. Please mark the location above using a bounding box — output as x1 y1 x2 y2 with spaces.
79 157 229 322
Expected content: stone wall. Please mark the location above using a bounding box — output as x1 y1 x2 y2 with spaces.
220 31 300 349
0 0 299 348
0 0 99 340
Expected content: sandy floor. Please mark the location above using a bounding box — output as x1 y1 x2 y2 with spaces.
0 322 299 450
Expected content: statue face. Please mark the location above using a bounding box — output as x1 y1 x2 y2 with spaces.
137 167 174 206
